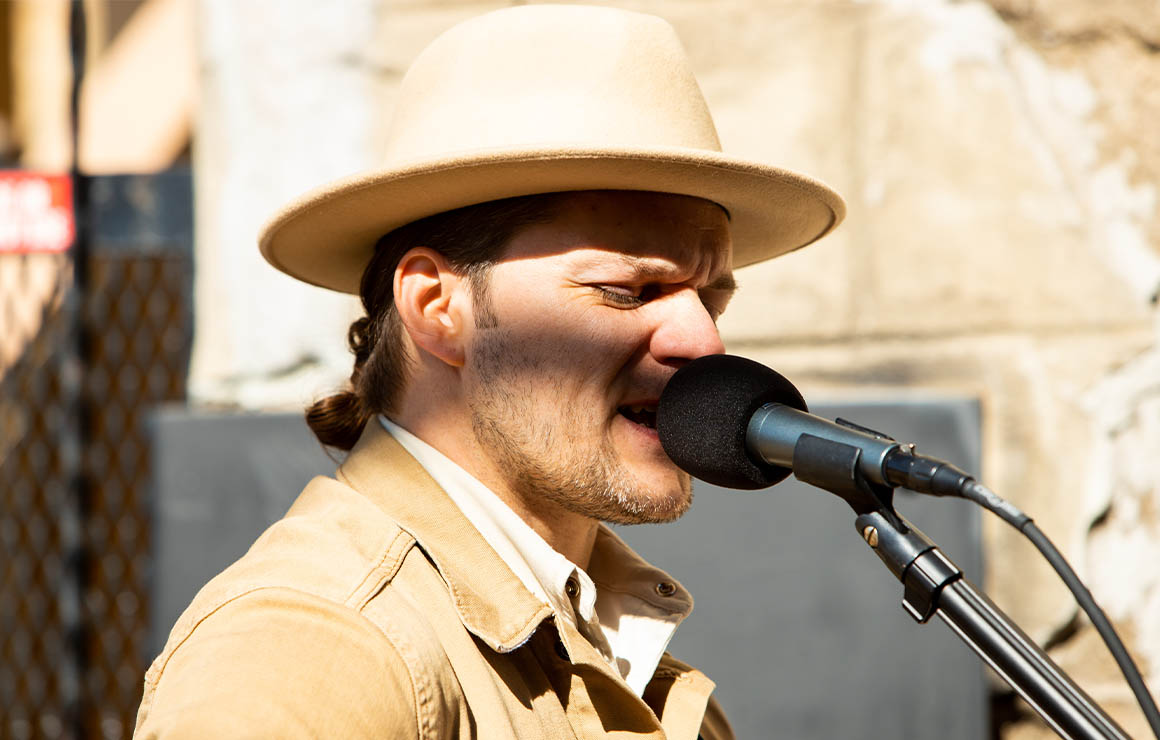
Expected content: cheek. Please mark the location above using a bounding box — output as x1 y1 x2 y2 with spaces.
489 284 648 383
562 318 646 378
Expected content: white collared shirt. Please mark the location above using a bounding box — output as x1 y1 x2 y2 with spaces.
379 416 690 696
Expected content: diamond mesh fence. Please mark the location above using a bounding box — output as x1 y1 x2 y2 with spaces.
1 251 76 740
1 172 192 740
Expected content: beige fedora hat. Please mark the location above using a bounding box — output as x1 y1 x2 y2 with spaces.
260 4 845 294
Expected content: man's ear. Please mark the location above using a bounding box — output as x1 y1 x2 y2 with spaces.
393 247 470 367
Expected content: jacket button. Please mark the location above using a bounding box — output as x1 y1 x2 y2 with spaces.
554 640 570 661
655 581 676 597
564 576 579 599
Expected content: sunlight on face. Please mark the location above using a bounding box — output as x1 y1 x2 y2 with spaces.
464 191 734 525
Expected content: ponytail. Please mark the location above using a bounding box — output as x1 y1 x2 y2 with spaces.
305 313 382 451
305 390 371 452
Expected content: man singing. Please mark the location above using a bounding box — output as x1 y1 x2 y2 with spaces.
135 5 844 738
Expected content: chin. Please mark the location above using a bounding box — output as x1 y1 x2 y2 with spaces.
609 467 693 525
635 459 691 498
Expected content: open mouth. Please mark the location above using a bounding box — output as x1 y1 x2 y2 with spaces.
618 404 658 430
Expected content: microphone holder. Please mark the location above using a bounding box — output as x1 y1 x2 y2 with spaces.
791 434 1130 740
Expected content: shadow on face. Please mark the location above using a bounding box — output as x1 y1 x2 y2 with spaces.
496 190 733 268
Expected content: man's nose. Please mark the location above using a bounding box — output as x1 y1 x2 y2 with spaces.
649 290 726 367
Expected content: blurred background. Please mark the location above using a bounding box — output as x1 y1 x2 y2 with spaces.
1 0 1157 738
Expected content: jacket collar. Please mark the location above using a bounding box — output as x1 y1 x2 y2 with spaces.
337 420 553 653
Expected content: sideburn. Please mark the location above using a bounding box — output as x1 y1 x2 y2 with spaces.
470 273 500 330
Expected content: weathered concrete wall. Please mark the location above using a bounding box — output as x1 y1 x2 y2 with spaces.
979 1 1160 735
666 0 1160 735
191 0 1159 734
675 0 1159 735
190 0 386 407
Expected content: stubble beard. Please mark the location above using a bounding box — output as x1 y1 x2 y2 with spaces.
467 327 692 526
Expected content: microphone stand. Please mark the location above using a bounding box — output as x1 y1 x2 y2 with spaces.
791 434 1130 740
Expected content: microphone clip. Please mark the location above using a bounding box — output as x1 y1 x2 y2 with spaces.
791 433 907 532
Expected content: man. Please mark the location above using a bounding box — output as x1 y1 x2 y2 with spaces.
135 5 843 738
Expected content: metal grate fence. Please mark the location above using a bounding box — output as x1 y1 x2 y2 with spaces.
1 250 76 740
1 172 192 739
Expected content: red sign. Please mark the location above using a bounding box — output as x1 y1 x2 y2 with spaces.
0 171 75 254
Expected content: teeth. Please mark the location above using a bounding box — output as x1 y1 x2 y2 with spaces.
630 405 647 414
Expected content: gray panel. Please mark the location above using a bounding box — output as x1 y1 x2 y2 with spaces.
617 398 986 739
147 407 336 659
149 399 986 738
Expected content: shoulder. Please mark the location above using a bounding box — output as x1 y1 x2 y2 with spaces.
152 474 417 656
135 476 463 738
135 586 421 738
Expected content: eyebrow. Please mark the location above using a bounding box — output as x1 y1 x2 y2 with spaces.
614 255 737 295
706 273 738 293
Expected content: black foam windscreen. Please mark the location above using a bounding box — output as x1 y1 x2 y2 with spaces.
657 354 808 490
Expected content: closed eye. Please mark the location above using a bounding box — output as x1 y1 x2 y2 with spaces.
595 285 659 308
596 284 729 323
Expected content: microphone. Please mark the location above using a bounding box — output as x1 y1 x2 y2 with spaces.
657 354 973 496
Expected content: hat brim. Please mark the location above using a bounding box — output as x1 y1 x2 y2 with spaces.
259 146 845 295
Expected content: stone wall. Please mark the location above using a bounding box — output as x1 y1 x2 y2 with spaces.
666 0 1159 735
978 0 1160 735
190 0 386 407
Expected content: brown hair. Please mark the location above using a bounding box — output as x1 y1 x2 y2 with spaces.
305 193 564 451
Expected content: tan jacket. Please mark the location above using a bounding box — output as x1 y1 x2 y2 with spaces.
134 422 734 739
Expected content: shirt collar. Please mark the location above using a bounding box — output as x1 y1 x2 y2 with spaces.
378 416 599 629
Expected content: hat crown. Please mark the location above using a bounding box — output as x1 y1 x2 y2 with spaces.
383 5 722 163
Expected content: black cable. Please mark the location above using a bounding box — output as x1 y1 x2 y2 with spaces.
961 480 1160 739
